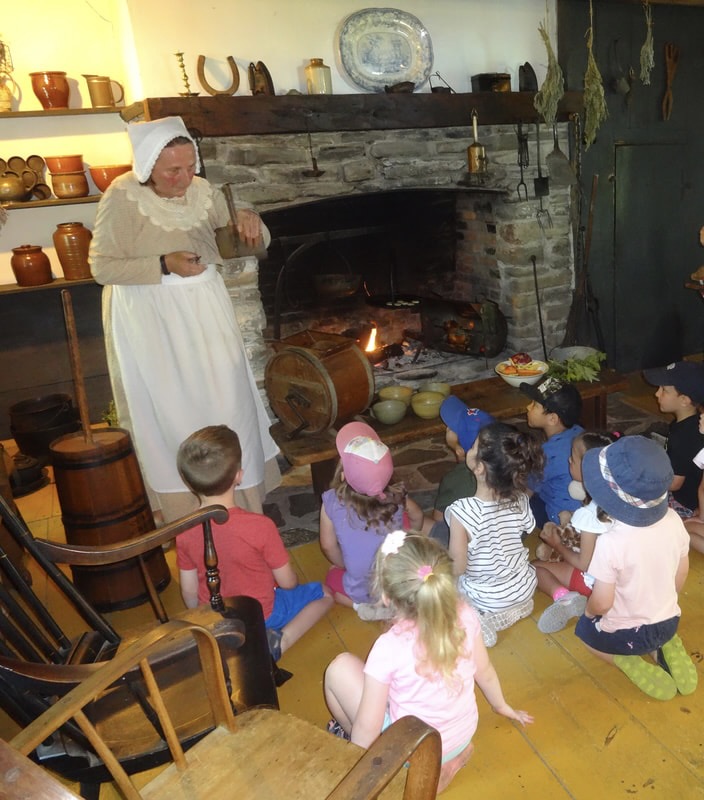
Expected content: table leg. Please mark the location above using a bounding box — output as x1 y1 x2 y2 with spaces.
310 458 336 504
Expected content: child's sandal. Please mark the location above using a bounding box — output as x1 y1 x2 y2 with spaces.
613 655 677 701
659 635 699 695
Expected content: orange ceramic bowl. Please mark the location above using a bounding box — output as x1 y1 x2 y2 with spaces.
45 154 84 173
89 164 131 192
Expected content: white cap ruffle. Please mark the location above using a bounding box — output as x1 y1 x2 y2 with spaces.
127 116 200 182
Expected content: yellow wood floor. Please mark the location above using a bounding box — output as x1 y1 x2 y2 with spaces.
3 405 704 798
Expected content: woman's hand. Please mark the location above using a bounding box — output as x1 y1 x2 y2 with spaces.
236 208 263 246
163 251 207 277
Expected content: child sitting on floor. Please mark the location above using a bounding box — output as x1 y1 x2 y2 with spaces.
575 435 697 701
446 421 544 647
428 398 494 547
684 409 704 554
533 431 617 633
520 376 585 528
324 532 533 794
319 421 426 621
643 360 704 518
175 425 332 661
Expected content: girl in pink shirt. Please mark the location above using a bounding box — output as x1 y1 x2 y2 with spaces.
324 532 532 793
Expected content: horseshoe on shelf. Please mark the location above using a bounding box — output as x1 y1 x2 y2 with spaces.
196 55 240 96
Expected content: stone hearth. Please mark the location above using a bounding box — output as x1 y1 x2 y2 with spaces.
204 122 575 390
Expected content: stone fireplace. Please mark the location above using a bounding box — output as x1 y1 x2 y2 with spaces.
199 119 575 388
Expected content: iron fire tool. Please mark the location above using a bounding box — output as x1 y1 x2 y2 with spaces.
516 121 529 200
534 122 552 230
302 111 324 178
467 108 487 184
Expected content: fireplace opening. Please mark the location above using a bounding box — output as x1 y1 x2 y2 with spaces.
260 189 459 342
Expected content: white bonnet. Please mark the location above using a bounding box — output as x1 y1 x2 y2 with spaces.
127 116 200 182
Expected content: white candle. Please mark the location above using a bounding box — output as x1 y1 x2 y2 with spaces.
472 110 478 142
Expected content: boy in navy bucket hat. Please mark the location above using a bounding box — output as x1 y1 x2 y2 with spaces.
428 398 494 546
643 360 704 517
574 435 697 701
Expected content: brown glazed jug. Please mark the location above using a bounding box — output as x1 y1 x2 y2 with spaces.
29 71 70 109
52 222 93 280
10 245 53 286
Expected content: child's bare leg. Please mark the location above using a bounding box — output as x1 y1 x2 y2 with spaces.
333 591 355 608
280 588 334 655
684 519 704 555
324 652 365 732
534 561 575 598
438 742 474 794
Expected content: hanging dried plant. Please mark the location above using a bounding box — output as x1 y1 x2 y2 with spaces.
583 1 608 150
639 0 655 85
534 21 564 125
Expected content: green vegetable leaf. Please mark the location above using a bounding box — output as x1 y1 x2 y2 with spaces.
546 351 606 383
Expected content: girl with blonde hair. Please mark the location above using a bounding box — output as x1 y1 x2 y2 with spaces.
324 532 532 793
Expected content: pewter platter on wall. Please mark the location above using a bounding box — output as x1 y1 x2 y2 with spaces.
338 8 433 92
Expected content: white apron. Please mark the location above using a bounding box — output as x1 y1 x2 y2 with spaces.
104 264 278 494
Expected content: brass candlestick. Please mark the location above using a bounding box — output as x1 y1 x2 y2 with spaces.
174 52 199 97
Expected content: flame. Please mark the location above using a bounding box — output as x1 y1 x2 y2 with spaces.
365 326 378 352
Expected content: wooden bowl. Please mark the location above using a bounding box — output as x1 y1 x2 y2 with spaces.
89 164 131 192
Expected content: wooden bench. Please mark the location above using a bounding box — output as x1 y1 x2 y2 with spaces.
270 370 630 500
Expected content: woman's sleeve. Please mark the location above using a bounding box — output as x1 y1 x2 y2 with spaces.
89 187 162 285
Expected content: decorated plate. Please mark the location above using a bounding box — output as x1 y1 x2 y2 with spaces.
338 8 433 93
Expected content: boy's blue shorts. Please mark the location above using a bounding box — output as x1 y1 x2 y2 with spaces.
265 582 325 630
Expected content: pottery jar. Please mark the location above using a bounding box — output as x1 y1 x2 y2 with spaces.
29 71 70 109
53 222 93 280
51 170 89 199
10 245 53 287
305 58 332 95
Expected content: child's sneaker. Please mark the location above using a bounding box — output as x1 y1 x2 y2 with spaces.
327 718 351 741
477 612 497 648
354 602 394 621
266 627 283 662
487 598 534 633
538 591 587 634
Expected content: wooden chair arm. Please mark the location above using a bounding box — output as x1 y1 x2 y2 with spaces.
33 505 228 567
327 715 441 800
11 619 235 758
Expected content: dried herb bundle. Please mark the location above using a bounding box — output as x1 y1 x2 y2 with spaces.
583 4 608 150
534 21 564 125
639 1 655 85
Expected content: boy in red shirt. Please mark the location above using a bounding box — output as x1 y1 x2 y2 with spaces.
176 425 332 661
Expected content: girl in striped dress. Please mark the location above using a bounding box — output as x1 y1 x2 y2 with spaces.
447 422 545 647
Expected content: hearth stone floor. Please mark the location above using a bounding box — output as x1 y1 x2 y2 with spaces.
266 390 669 547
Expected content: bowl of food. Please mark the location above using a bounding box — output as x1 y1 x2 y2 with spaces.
418 381 451 398
495 353 548 388
89 164 132 192
410 390 445 419
378 385 414 407
370 399 407 425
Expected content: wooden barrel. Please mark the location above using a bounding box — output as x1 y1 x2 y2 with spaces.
265 330 375 435
50 427 170 612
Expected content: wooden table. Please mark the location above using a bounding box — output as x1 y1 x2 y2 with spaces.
270 370 629 500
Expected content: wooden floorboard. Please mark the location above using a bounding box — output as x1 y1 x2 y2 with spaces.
3 412 704 798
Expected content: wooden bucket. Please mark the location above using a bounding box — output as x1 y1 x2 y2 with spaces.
50 427 170 612
265 330 375 435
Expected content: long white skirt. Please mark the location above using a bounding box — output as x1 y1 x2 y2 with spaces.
103 264 279 494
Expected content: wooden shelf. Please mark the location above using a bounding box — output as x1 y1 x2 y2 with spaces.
0 276 95 296
1 196 101 211
1 107 124 119
129 91 584 138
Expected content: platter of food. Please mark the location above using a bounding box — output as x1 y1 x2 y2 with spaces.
495 352 548 387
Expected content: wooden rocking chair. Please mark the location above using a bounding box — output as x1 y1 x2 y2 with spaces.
0 620 442 799
0 495 278 797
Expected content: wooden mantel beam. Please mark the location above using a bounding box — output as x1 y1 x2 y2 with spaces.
121 92 583 138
